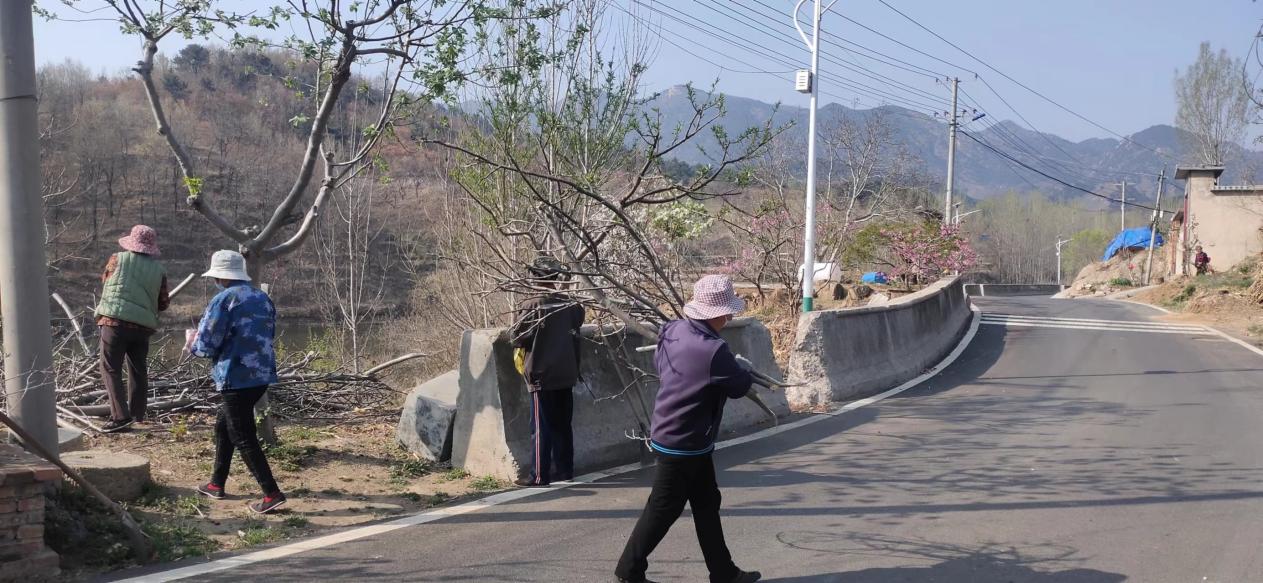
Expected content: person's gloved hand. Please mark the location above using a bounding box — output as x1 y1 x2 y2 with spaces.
734 354 754 372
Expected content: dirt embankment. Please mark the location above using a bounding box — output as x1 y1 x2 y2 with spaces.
1127 256 1263 345
1062 246 1168 298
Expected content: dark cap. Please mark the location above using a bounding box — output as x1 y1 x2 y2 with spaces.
528 256 567 279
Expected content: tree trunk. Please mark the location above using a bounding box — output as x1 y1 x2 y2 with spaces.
244 251 277 445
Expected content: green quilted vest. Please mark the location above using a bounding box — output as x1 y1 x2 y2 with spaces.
95 252 165 329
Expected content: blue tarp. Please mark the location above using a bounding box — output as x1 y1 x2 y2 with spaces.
1102 227 1164 261
861 271 889 284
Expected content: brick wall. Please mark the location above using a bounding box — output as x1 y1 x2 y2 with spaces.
0 444 60 581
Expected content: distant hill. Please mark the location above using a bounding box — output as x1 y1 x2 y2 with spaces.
643 85 1263 205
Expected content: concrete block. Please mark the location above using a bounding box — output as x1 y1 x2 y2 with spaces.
397 370 460 462
57 428 84 454
450 318 789 481
788 278 970 409
61 451 150 502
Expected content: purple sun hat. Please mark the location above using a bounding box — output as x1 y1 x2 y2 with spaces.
683 274 745 320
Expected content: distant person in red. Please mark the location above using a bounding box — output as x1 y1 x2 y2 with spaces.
1194 246 1211 275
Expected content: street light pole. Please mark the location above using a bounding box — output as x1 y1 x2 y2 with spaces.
945 77 959 227
1055 236 1072 286
793 0 839 313
0 0 59 453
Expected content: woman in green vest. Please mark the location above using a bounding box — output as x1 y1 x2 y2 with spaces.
94 225 170 433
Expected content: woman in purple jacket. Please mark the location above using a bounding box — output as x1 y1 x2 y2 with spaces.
615 275 761 583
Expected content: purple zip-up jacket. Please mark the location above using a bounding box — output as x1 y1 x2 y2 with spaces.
649 319 753 456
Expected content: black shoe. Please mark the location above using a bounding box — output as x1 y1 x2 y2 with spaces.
513 478 549 488
615 577 658 583
196 482 226 500
727 570 761 583
101 419 134 433
249 492 287 514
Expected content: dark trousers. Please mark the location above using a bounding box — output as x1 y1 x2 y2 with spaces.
528 388 574 485
211 386 280 495
98 325 152 422
615 453 738 583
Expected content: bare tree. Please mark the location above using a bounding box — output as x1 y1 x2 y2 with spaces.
1175 42 1249 167
49 0 505 279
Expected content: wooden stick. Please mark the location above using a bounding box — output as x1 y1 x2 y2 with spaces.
168 272 197 299
0 411 154 562
361 352 428 377
51 292 91 354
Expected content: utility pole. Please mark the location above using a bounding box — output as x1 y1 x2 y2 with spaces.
792 0 840 313
945 77 959 226
1118 180 1126 231
0 0 59 454
1055 236 1072 286
1144 168 1165 285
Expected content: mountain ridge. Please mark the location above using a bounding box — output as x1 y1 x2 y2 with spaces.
645 84 1262 203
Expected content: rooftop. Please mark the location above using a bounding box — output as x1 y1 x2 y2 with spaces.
1175 165 1226 180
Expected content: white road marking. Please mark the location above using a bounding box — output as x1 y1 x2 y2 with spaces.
981 314 1204 330
115 313 985 582
981 313 1212 335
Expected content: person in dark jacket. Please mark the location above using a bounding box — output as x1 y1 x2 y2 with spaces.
510 257 586 487
94 225 170 433
1194 246 1212 275
615 274 760 583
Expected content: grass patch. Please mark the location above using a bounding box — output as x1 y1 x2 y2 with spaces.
320 488 344 497
145 521 218 562
400 492 424 503
427 492 451 505
1249 324 1263 337
441 468 470 481
264 442 319 472
1108 277 1134 287
282 515 310 529
236 519 286 548
470 475 503 491
389 459 433 485
1195 270 1254 290
289 486 313 498
1168 284 1198 308
133 486 207 518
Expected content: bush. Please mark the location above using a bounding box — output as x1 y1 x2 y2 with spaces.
1108 277 1134 287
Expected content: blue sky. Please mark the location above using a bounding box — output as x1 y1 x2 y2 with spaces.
32 0 1263 143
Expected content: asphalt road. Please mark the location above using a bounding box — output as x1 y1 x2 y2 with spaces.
113 296 1263 582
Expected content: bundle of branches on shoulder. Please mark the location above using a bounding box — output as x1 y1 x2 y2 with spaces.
421 3 795 429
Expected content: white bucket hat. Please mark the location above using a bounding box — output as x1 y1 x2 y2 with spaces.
683 274 745 320
201 250 252 281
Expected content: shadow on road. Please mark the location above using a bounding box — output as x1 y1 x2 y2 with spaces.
763 533 1127 582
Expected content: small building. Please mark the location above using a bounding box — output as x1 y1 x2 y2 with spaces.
1171 166 1263 275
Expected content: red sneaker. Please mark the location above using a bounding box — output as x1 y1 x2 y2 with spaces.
196 482 225 500
249 492 287 514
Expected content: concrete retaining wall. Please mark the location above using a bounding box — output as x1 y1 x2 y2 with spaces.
788 277 970 408
964 283 1064 297
449 318 789 481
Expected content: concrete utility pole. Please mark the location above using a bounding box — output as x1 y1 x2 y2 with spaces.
1144 168 1165 285
945 77 959 226
1118 180 1127 231
0 0 59 454
792 0 840 313
1055 236 1072 286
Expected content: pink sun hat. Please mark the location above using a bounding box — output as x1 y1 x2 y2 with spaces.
118 225 161 257
683 274 746 320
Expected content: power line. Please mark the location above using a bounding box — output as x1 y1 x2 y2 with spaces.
613 2 937 118
961 129 1162 211
629 0 945 112
874 0 1173 160
696 0 953 108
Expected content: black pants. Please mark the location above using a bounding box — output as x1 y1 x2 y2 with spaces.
528 388 574 485
98 325 152 422
615 452 738 583
211 386 280 495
